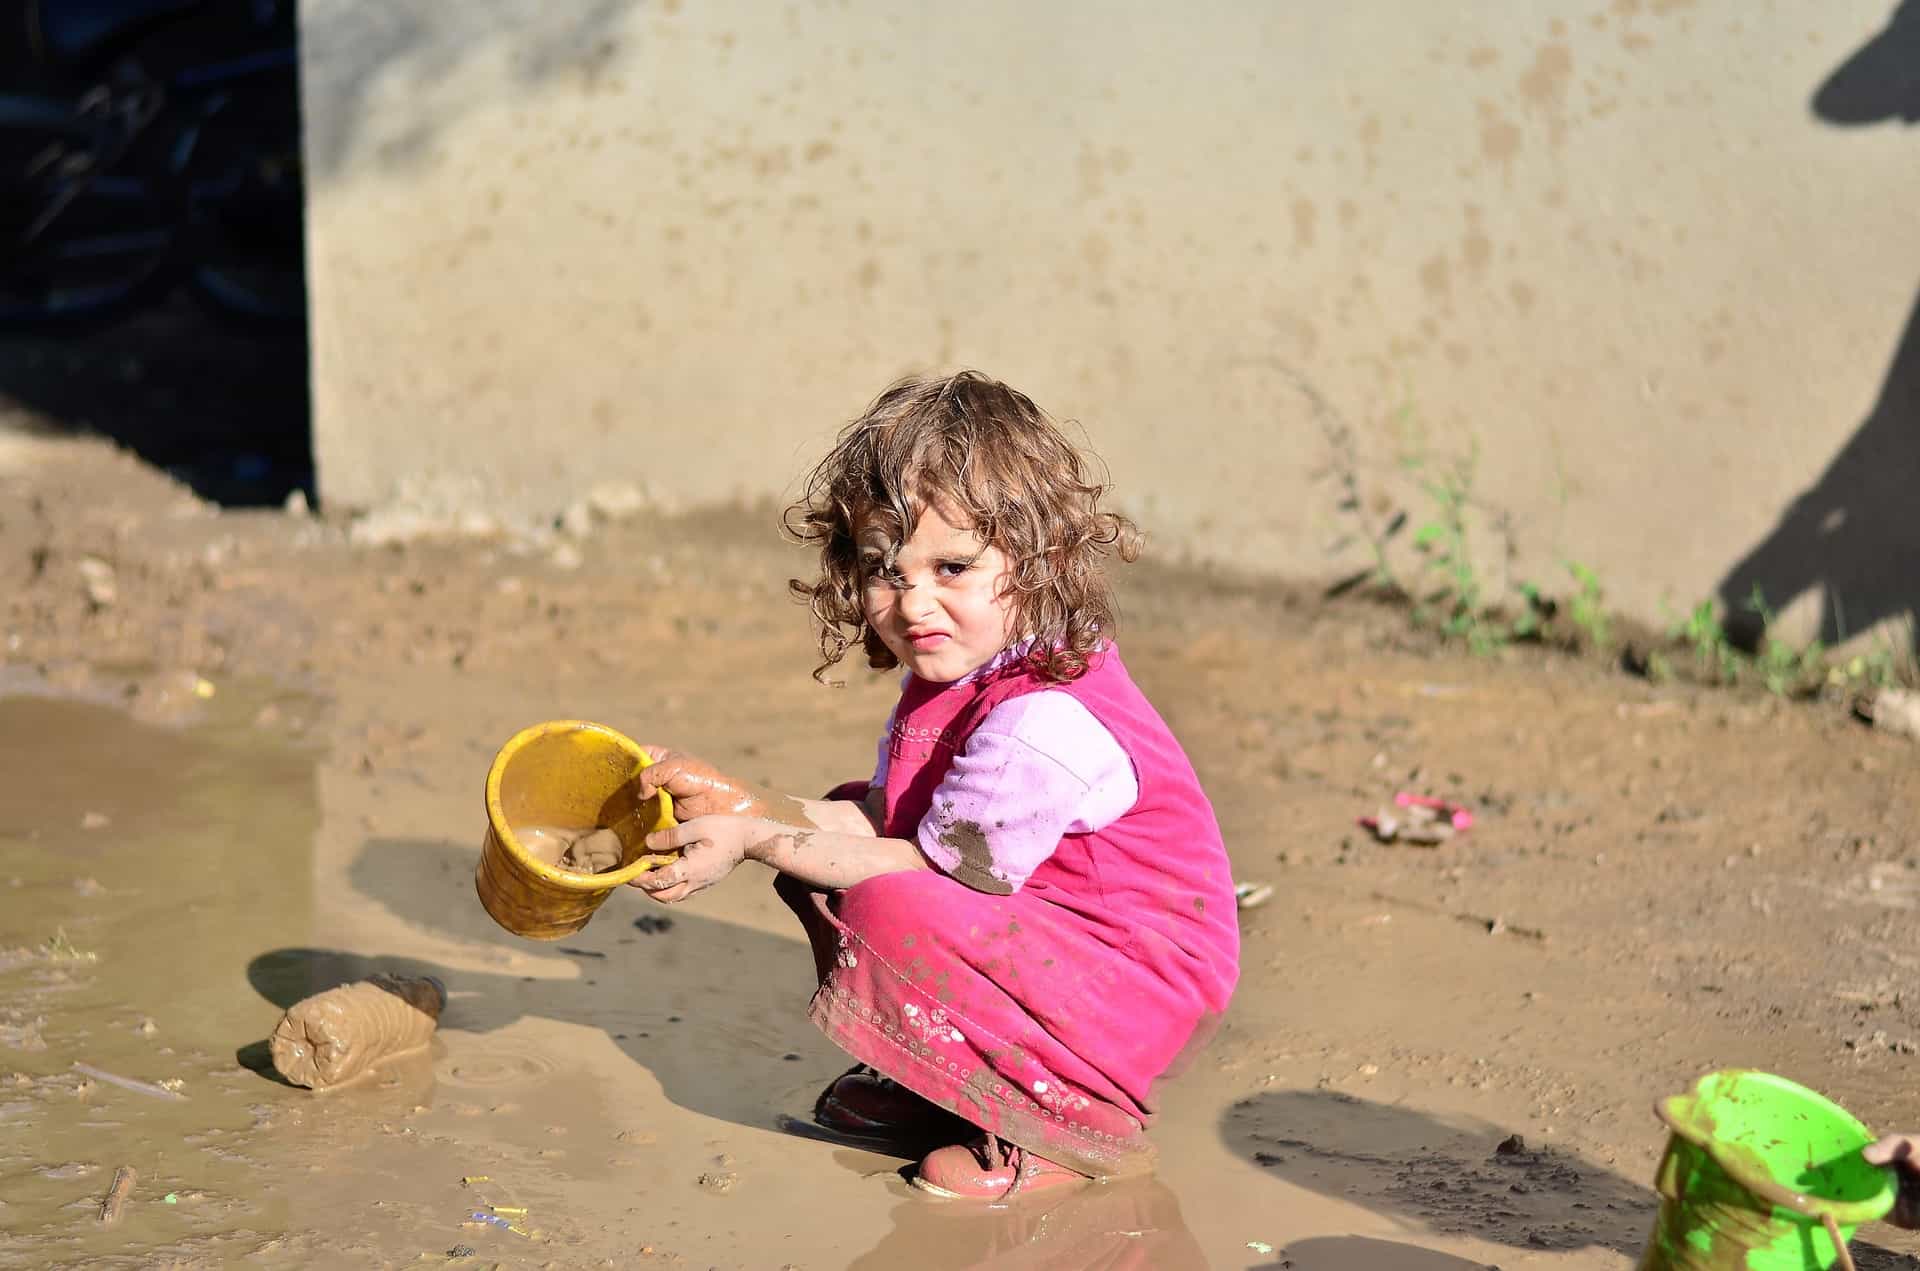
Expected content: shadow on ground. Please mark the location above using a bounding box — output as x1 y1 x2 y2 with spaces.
241 835 833 1138
1258 1236 1493 1271
0 299 311 505
1224 1088 1654 1257
1223 1089 1920 1269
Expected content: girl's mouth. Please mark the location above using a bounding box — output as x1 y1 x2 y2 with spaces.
909 631 949 650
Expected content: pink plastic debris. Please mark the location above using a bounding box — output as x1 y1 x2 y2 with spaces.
1359 793 1474 845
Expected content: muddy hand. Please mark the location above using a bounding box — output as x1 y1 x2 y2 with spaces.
627 815 758 902
1864 1135 1920 1228
634 745 810 826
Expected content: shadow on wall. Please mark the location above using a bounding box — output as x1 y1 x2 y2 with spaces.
0 300 313 506
0 3 638 506
0 0 314 505
1716 2 1920 652
300 0 640 181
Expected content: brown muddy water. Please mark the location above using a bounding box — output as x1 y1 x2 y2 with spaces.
0 685 325 1266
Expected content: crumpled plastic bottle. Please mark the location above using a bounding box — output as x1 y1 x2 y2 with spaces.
269 973 447 1090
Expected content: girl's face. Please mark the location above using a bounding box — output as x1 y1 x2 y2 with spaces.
857 497 1018 684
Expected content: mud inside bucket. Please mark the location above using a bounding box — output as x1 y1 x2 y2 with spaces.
475 720 676 941
1639 1069 1895 1271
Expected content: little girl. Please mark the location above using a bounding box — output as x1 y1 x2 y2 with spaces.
628 371 1240 1200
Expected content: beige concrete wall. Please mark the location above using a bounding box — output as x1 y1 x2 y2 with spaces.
301 0 1920 644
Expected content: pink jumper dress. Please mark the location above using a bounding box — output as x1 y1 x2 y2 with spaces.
775 646 1239 1176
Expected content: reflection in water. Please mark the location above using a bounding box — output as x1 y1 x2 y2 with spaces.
849 1176 1206 1271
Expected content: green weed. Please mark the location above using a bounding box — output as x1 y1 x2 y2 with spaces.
1565 561 1610 651
1742 586 1828 697
1672 599 1741 684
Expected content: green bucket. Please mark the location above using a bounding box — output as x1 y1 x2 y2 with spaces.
1639 1070 1896 1270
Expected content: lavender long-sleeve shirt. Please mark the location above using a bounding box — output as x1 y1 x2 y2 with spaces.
871 652 1140 894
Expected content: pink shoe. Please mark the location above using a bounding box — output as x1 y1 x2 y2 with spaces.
912 1133 1092 1201
814 1066 966 1141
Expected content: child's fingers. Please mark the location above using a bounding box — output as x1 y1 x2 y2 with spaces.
1864 1135 1918 1167
630 859 686 892
634 748 681 797
645 821 704 854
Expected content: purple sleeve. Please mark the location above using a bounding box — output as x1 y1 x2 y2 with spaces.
916 691 1137 895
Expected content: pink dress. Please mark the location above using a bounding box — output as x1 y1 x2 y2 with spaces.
775 645 1240 1176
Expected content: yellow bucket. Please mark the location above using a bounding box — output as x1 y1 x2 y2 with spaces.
475 720 677 941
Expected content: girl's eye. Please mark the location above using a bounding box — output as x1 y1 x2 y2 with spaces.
935 559 972 579
860 559 904 588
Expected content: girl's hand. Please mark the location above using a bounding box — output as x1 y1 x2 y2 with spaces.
1864 1135 1920 1228
627 815 778 903
634 745 809 826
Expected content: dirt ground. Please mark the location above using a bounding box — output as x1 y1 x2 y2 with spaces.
1 422 1918 1270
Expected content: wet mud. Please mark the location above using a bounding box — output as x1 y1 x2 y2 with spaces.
3 432 1920 1266
515 824 626 874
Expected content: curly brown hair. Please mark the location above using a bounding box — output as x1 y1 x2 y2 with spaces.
784 370 1141 683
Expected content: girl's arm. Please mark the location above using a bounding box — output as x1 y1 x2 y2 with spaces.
748 823 922 888
798 791 884 836
632 814 924 902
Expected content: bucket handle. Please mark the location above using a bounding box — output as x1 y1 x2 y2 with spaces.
1823 1213 1856 1271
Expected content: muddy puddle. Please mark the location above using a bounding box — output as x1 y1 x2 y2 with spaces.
0 681 1595 1270
0 685 323 1267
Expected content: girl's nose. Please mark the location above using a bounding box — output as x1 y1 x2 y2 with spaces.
899 578 938 621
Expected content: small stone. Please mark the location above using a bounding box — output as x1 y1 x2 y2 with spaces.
696 1170 738 1194
1495 1133 1527 1156
587 481 647 520
134 1018 157 1036
81 812 110 831
77 557 116 609
550 542 583 572
284 489 310 519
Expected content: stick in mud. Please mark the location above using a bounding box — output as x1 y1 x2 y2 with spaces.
73 1062 187 1101
98 1166 136 1224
